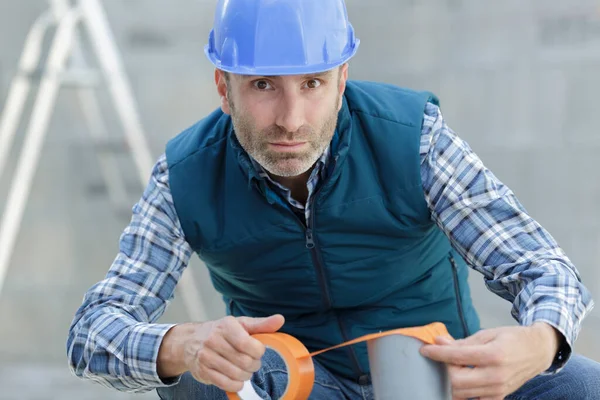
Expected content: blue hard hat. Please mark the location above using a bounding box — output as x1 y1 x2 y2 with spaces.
204 0 360 76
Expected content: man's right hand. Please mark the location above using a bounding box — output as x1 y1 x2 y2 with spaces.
157 314 285 393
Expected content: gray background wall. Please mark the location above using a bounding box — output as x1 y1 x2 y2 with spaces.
0 0 598 398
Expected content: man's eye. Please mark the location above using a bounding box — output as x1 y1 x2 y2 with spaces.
254 80 272 90
305 79 322 89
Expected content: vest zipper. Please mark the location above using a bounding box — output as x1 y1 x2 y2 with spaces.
335 310 364 378
305 223 364 377
306 179 364 377
304 227 331 308
449 254 470 338
305 229 315 249
264 159 364 377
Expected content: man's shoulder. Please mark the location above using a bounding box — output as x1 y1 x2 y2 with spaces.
165 108 231 168
345 80 439 126
346 79 425 95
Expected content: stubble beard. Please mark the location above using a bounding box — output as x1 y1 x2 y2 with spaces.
228 94 340 177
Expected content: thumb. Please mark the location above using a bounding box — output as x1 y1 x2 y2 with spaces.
434 335 455 345
237 314 285 335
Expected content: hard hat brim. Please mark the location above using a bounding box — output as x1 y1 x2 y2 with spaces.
204 40 360 76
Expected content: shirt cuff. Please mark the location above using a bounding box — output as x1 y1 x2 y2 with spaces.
125 323 182 387
519 309 575 374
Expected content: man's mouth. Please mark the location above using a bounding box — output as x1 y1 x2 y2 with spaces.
268 142 308 151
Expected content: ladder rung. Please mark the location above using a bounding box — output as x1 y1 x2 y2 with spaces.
18 67 102 87
91 139 130 153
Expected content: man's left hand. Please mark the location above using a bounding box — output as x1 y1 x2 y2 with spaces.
419 322 561 400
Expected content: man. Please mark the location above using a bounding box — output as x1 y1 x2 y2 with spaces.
67 0 599 399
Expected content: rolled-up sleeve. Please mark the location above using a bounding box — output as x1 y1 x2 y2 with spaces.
67 154 192 392
419 102 594 372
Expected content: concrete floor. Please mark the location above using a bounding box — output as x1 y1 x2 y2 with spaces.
0 0 599 398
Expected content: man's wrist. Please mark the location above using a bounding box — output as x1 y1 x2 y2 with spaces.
157 323 194 379
530 322 563 368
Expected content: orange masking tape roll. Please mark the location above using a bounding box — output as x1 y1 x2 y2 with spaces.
226 322 451 400
226 332 315 400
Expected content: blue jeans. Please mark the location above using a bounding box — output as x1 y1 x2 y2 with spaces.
156 350 600 399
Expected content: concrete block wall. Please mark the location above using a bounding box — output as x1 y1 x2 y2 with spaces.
0 0 598 397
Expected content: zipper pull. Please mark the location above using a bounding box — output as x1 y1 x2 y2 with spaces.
305 229 315 249
449 254 458 270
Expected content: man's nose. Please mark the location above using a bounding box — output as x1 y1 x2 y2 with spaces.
275 92 305 134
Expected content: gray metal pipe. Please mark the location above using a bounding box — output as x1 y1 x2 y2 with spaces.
367 334 451 399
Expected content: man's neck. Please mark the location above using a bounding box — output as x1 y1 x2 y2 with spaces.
270 169 312 205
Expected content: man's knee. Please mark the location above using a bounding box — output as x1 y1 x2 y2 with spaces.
251 348 289 391
155 349 287 400
565 355 600 398
509 354 600 400
156 372 228 400
260 348 288 372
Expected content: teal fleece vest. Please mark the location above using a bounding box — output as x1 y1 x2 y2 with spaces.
166 81 480 381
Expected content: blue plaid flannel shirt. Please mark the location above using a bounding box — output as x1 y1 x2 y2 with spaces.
67 103 594 392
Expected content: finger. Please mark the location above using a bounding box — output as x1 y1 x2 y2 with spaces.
221 318 266 360
420 343 495 366
449 365 505 393
203 326 262 371
191 372 212 386
204 367 245 393
452 384 505 399
237 314 285 335
198 347 254 382
210 334 262 373
448 365 508 399
435 336 455 345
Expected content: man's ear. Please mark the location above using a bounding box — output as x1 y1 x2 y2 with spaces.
337 63 349 111
215 69 231 115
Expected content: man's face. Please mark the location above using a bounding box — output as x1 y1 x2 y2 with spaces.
216 65 348 177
